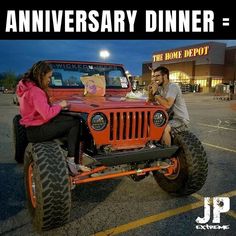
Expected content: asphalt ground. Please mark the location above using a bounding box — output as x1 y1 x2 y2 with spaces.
0 93 235 236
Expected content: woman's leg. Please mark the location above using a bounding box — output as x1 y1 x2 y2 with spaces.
67 125 79 157
26 115 91 174
26 115 79 157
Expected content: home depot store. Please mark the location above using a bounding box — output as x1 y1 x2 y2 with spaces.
142 42 236 92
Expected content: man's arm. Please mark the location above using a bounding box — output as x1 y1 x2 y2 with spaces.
154 83 179 109
154 94 174 109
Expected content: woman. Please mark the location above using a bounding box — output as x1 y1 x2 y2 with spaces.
16 61 90 175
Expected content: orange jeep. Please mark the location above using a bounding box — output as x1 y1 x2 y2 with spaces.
13 60 208 231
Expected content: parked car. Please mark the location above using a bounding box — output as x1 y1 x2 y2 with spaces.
3 88 15 94
13 60 208 232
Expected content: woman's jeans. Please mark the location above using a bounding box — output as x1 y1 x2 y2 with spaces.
26 115 79 157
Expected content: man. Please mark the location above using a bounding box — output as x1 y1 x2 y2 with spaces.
148 66 190 146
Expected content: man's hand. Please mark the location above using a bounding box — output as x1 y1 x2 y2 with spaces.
148 81 159 95
147 81 157 102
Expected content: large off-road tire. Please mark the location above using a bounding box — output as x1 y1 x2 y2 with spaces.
24 142 71 231
153 131 208 196
13 114 28 163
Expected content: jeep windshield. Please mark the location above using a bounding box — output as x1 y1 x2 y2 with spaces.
49 62 129 89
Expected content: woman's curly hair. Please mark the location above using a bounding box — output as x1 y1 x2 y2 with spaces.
22 61 52 92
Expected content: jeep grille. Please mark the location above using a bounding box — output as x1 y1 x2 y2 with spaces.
109 111 151 141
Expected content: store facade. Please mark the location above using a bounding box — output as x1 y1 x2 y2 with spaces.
142 42 236 93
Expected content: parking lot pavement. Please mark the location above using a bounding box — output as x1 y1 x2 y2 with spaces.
0 93 235 236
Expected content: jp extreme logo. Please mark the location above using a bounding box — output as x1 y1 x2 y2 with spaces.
195 197 230 230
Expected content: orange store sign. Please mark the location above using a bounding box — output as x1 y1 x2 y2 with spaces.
153 45 209 62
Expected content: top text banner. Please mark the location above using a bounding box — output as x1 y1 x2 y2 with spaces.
0 9 235 39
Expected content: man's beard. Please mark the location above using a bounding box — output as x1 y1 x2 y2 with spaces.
158 80 164 86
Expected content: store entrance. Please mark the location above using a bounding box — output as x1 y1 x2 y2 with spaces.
169 71 190 84
169 71 191 93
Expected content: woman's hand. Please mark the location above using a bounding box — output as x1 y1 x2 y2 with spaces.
59 100 68 109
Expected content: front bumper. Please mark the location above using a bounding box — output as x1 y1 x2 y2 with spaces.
94 145 179 166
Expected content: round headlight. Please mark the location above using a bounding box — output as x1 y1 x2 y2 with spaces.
91 113 107 131
153 111 166 127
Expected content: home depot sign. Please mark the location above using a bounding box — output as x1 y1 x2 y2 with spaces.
153 45 209 62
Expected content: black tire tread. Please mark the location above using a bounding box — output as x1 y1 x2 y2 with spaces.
24 142 71 231
154 131 208 196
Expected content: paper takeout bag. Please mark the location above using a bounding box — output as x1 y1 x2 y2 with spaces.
81 75 106 96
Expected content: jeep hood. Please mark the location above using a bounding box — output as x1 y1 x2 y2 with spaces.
63 95 165 113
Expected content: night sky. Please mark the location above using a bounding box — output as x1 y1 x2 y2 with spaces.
0 40 235 76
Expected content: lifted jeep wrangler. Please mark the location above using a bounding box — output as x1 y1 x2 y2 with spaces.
13 60 208 231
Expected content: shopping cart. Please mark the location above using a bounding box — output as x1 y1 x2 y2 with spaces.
214 83 232 100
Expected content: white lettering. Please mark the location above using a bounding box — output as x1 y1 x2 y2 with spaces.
146 10 156 32
127 10 137 32
114 11 125 32
213 197 230 223
179 10 190 32
196 197 211 224
158 10 163 32
196 224 230 230
4 10 215 33
192 10 202 32
32 10 43 32
101 11 112 32
65 10 74 32
88 10 99 32
45 10 50 32
5 10 17 32
76 11 87 32
19 10 30 32
52 10 63 32
203 10 214 32
196 197 230 230
165 10 176 32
